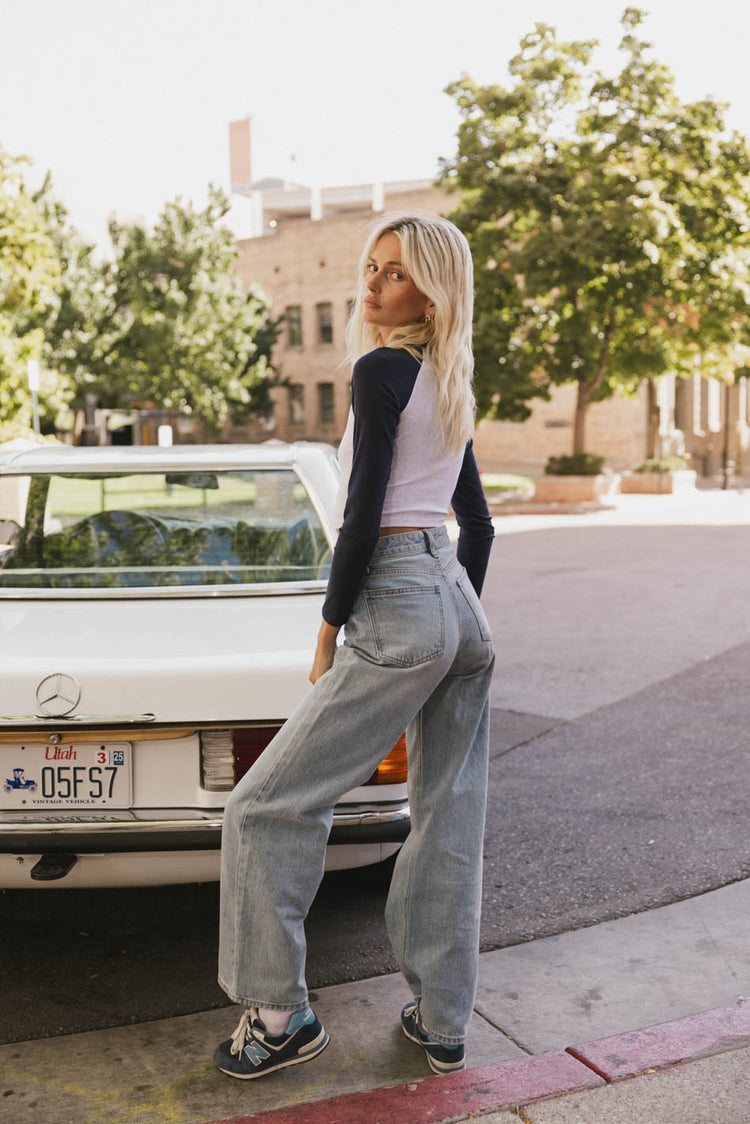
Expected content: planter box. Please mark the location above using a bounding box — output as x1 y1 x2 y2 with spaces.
533 473 621 503
620 470 697 495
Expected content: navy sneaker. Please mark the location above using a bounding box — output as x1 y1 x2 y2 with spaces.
401 1001 466 1075
214 1006 329 1079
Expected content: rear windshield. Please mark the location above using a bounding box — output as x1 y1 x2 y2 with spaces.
0 469 332 591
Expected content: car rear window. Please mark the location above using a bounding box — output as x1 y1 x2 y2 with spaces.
0 469 332 590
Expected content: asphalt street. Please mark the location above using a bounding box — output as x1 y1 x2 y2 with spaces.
3 488 749 1046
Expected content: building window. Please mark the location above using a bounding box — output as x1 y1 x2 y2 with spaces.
674 377 690 433
285 305 302 347
316 302 333 344
657 373 675 436
318 382 335 426
692 372 703 435
707 378 721 433
288 384 305 425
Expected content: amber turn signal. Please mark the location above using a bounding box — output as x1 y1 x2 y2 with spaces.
367 732 408 785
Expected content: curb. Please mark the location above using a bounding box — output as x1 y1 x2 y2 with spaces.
487 500 616 516
202 1002 750 1124
569 1001 750 1080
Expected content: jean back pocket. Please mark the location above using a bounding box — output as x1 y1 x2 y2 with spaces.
359 585 445 667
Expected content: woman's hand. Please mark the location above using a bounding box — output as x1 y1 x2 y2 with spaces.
309 620 341 684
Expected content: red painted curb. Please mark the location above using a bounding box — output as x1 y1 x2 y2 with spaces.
570 1002 750 1081
203 1003 750 1124
205 1051 603 1124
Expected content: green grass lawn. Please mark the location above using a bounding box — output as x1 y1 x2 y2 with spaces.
42 472 311 524
481 472 534 495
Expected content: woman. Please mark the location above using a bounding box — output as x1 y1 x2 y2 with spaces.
215 212 495 1080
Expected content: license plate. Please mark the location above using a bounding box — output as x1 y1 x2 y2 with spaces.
1 743 132 809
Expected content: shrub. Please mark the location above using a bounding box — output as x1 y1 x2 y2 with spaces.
544 453 606 476
632 456 690 474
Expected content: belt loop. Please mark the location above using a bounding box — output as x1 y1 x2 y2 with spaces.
424 528 440 559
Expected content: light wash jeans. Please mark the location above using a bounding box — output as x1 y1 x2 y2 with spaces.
218 527 495 1045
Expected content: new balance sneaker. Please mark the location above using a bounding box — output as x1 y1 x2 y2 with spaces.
401 1001 466 1075
214 1006 329 1079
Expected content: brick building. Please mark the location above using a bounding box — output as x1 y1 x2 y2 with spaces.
227 118 749 477
231 175 447 446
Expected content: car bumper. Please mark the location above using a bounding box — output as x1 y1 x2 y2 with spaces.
0 803 411 855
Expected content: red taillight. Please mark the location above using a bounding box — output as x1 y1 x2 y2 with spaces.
232 726 281 783
235 728 408 786
200 725 408 792
234 728 409 786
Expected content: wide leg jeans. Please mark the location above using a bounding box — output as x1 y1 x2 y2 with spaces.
218 526 495 1045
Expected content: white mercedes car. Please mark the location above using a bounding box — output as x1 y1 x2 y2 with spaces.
0 442 409 888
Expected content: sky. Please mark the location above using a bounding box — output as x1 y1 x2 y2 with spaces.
3 0 749 248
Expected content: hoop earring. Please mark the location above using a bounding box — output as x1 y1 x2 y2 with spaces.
424 313 432 324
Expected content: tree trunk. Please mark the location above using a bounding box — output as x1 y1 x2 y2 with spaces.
80 393 99 446
572 311 616 456
573 381 592 454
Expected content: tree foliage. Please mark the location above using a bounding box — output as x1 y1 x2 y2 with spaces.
442 8 750 453
37 186 278 437
0 147 60 439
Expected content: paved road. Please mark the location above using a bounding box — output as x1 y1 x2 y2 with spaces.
3 487 750 1044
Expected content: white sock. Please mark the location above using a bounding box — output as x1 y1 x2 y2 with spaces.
258 1007 292 1036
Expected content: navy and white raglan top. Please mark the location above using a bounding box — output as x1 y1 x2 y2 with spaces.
322 347 495 627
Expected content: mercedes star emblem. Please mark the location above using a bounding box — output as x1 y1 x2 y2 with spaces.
35 673 82 718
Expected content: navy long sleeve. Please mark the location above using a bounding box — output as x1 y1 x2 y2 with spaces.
322 351 416 626
322 349 495 626
451 441 495 597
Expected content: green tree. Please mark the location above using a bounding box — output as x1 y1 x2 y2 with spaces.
442 8 750 455
40 186 279 439
0 147 60 440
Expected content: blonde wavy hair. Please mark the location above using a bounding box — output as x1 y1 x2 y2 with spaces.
345 212 475 458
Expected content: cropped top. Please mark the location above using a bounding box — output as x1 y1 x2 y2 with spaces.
322 347 495 627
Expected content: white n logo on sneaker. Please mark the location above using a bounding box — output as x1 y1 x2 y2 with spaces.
244 1040 271 1066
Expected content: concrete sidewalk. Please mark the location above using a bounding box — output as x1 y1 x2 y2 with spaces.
208 1035 750 1123
4 877 750 1123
